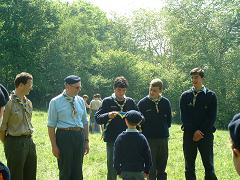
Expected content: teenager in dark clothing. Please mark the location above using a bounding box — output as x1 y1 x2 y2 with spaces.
113 110 152 180
180 67 218 180
95 76 138 180
138 79 172 180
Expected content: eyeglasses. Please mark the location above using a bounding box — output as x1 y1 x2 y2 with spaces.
70 85 81 90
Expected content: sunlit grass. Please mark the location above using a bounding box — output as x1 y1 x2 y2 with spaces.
0 111 238 179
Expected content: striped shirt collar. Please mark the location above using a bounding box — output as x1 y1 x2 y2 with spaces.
191 86 207 94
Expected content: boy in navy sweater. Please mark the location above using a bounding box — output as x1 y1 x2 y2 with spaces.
180 67 218 180
113 110 152 180
138 78 172 180
95 76 138 180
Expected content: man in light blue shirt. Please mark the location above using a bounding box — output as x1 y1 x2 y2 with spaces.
47 75 89 180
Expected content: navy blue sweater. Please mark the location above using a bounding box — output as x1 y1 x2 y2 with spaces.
113 131 152 174
180 88 217 134
95 96 138 142
138 96 172 139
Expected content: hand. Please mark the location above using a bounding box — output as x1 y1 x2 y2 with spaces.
108 111 119 119
193 130 204 142
84 141 90 155
52 145 60 159
233 148 240 157
144 173 149 178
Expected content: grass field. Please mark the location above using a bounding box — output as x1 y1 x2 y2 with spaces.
0 111 238 179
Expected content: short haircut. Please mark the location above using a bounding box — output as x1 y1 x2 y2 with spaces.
94 93 101 98
113 76 128 89
190 67 204 78
150 78 163 90
14 72 33 88
83 94 89 99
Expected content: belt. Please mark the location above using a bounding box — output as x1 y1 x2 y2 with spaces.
7 134 32 138
57 127 83 131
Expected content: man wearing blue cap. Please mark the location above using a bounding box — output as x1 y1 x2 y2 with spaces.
113 110 152 180
228 113 240 175
47 75 89 180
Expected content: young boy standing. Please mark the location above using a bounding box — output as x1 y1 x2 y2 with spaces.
113 110 152 180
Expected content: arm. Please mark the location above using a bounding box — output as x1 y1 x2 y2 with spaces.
0 101 12 143
83 123 89 155
199 92 217 132
113 136 122 175
0 130 6 143
48 127 60 159
166 99 172 128
143 136 152 175
180 93 195 131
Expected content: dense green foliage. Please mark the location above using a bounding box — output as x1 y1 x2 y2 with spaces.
0 0 239 127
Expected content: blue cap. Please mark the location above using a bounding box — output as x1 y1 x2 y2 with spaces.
228 113 240 149
64 75 81 84
125 110 143 124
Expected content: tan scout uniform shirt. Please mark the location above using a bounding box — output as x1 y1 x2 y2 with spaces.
0 94 34 136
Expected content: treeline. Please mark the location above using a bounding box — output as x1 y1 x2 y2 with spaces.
0 0 239 128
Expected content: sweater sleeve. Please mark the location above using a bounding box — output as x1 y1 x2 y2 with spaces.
199 92 217 133
166 99 172 128
95 99 111 125
113 135 122 175
180 93 195 131
142 136 152 174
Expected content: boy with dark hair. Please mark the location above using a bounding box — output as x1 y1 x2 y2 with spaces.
138 78 172 180
228 113 240 175
95 76 138 180
180 67 218 180
113 110 152 180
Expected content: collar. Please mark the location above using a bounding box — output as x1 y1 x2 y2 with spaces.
126 128 139 132
63 90 75 101
111 93 126 101
147 95 162 102
191 86 207 94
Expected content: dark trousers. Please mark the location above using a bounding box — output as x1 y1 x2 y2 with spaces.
4 136 37 180
56 129 84 180
107 142 117 180
121 171 144 180
148 138 168 180
183 132 218 180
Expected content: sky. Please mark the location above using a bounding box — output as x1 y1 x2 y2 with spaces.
65 0 165 16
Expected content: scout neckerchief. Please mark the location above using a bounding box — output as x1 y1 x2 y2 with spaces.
191 86 206 107
12 93 32 132
111 93 127 112
101 94 127 140
148 95 162 113
63 90 77 118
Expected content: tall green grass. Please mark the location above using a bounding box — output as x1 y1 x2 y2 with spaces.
0 111 238 179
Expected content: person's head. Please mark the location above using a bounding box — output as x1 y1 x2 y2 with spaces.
228 113 240 150
124 110 143 127
113 76 128 101
64 75 81 97
14 72 33 96
149 78 163 99
190 67 204 89
83 95 89 101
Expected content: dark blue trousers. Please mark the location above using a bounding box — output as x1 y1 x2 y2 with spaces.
56 129 84 180
183 132 218 180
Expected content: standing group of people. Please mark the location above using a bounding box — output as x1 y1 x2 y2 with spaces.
95 68 218 180
0 68 239 180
